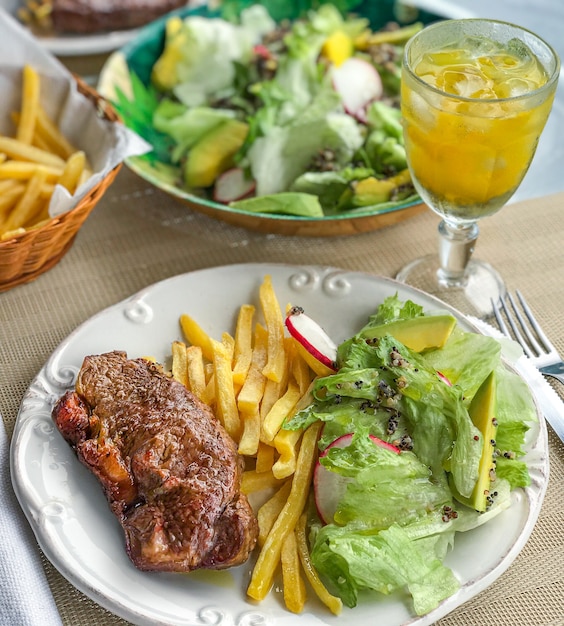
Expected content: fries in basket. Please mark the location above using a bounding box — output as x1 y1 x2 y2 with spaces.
0 65 92 240
170 274 342 615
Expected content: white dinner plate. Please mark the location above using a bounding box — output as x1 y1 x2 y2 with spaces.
27 28 141 57
10 264 548 626
2 0 148 56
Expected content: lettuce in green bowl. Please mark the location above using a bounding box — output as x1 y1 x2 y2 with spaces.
98 1 440 235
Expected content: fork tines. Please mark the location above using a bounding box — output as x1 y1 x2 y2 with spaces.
492 291 553 359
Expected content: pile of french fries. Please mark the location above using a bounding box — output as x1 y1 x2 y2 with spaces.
17 1 54 34
0 65 91 240
169 274 342 615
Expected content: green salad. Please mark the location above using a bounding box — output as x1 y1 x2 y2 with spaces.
284 295 536 615
113 4 422 217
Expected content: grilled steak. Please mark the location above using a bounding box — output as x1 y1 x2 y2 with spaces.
49 0 187 34
52 351 258 572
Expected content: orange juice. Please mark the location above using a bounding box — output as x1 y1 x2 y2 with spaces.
402 35 555 221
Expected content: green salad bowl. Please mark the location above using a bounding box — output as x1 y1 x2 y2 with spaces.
98 1 439 236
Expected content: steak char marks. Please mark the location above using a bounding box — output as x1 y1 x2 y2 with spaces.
52 351 257 572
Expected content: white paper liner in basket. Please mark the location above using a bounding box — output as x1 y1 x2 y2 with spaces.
0 8 151 219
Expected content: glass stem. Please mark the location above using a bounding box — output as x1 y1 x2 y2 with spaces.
437 220 479 287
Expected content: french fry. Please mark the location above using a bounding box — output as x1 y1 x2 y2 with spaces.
31 131 52 153
0 136 65 168
296 513 343 615
261 381 302 443
272 428 302 480
257 480 292 547
221 331 235 357
255 441 276 474
241 469 284 495
186 345 206 401
270 381 315 479
247 421 322 601
0 179 23 193
292 347 314 395
171 341 188 388
259 340 291 420
281 530 307 614
232 304 255 385
0 67 94 238
28 217 50 231
237 324 268 415
3 168 47 232
1 227 26 241
39 182 55 199
180 313 215 362
0 183 25 219
211 337 240 440
17 65 40 145
260 378 285 420
0 161 63 182
238 408 261 456
201 373 216 407
260 275 287 383
204 362 214 383
16 65 40 145
79 165 93 186
58 150 86 194
35 105 76 160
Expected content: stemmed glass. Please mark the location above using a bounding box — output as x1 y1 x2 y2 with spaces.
396 19 560 317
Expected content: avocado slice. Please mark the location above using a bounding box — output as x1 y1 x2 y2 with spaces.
151 16 185 91
357 315 457 352
351 169 412 206
184 119 249 188
452 371 498 512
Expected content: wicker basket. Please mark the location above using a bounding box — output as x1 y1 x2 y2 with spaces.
0 76 122 292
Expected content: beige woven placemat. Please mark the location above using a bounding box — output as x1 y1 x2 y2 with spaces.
1 168 563 625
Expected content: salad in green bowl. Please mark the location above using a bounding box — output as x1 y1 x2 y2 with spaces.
100 1 431 232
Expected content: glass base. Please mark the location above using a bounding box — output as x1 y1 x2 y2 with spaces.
396 254 506 319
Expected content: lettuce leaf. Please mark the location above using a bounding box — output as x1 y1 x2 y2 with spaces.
229 191 323 217
297 334 482 498
494 365 536 452
154 6 274 105
247 110 363 196
364 294 424 327
423 326 501 401
494 457 531 488
312 522 459 614
323 432 451 528
152 101 236 162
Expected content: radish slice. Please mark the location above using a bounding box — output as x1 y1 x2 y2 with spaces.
285 306 337 377
437 371 453 386
213 168 256 203
331 57 383 119
314 433 400 525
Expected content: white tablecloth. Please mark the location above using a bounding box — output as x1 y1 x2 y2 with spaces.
0 421 63 626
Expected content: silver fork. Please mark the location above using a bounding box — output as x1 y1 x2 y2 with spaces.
492 291 564 385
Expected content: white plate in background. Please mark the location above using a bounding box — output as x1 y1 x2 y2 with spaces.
1 0 155 56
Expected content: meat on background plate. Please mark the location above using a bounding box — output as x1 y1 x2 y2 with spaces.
21 0 189 35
